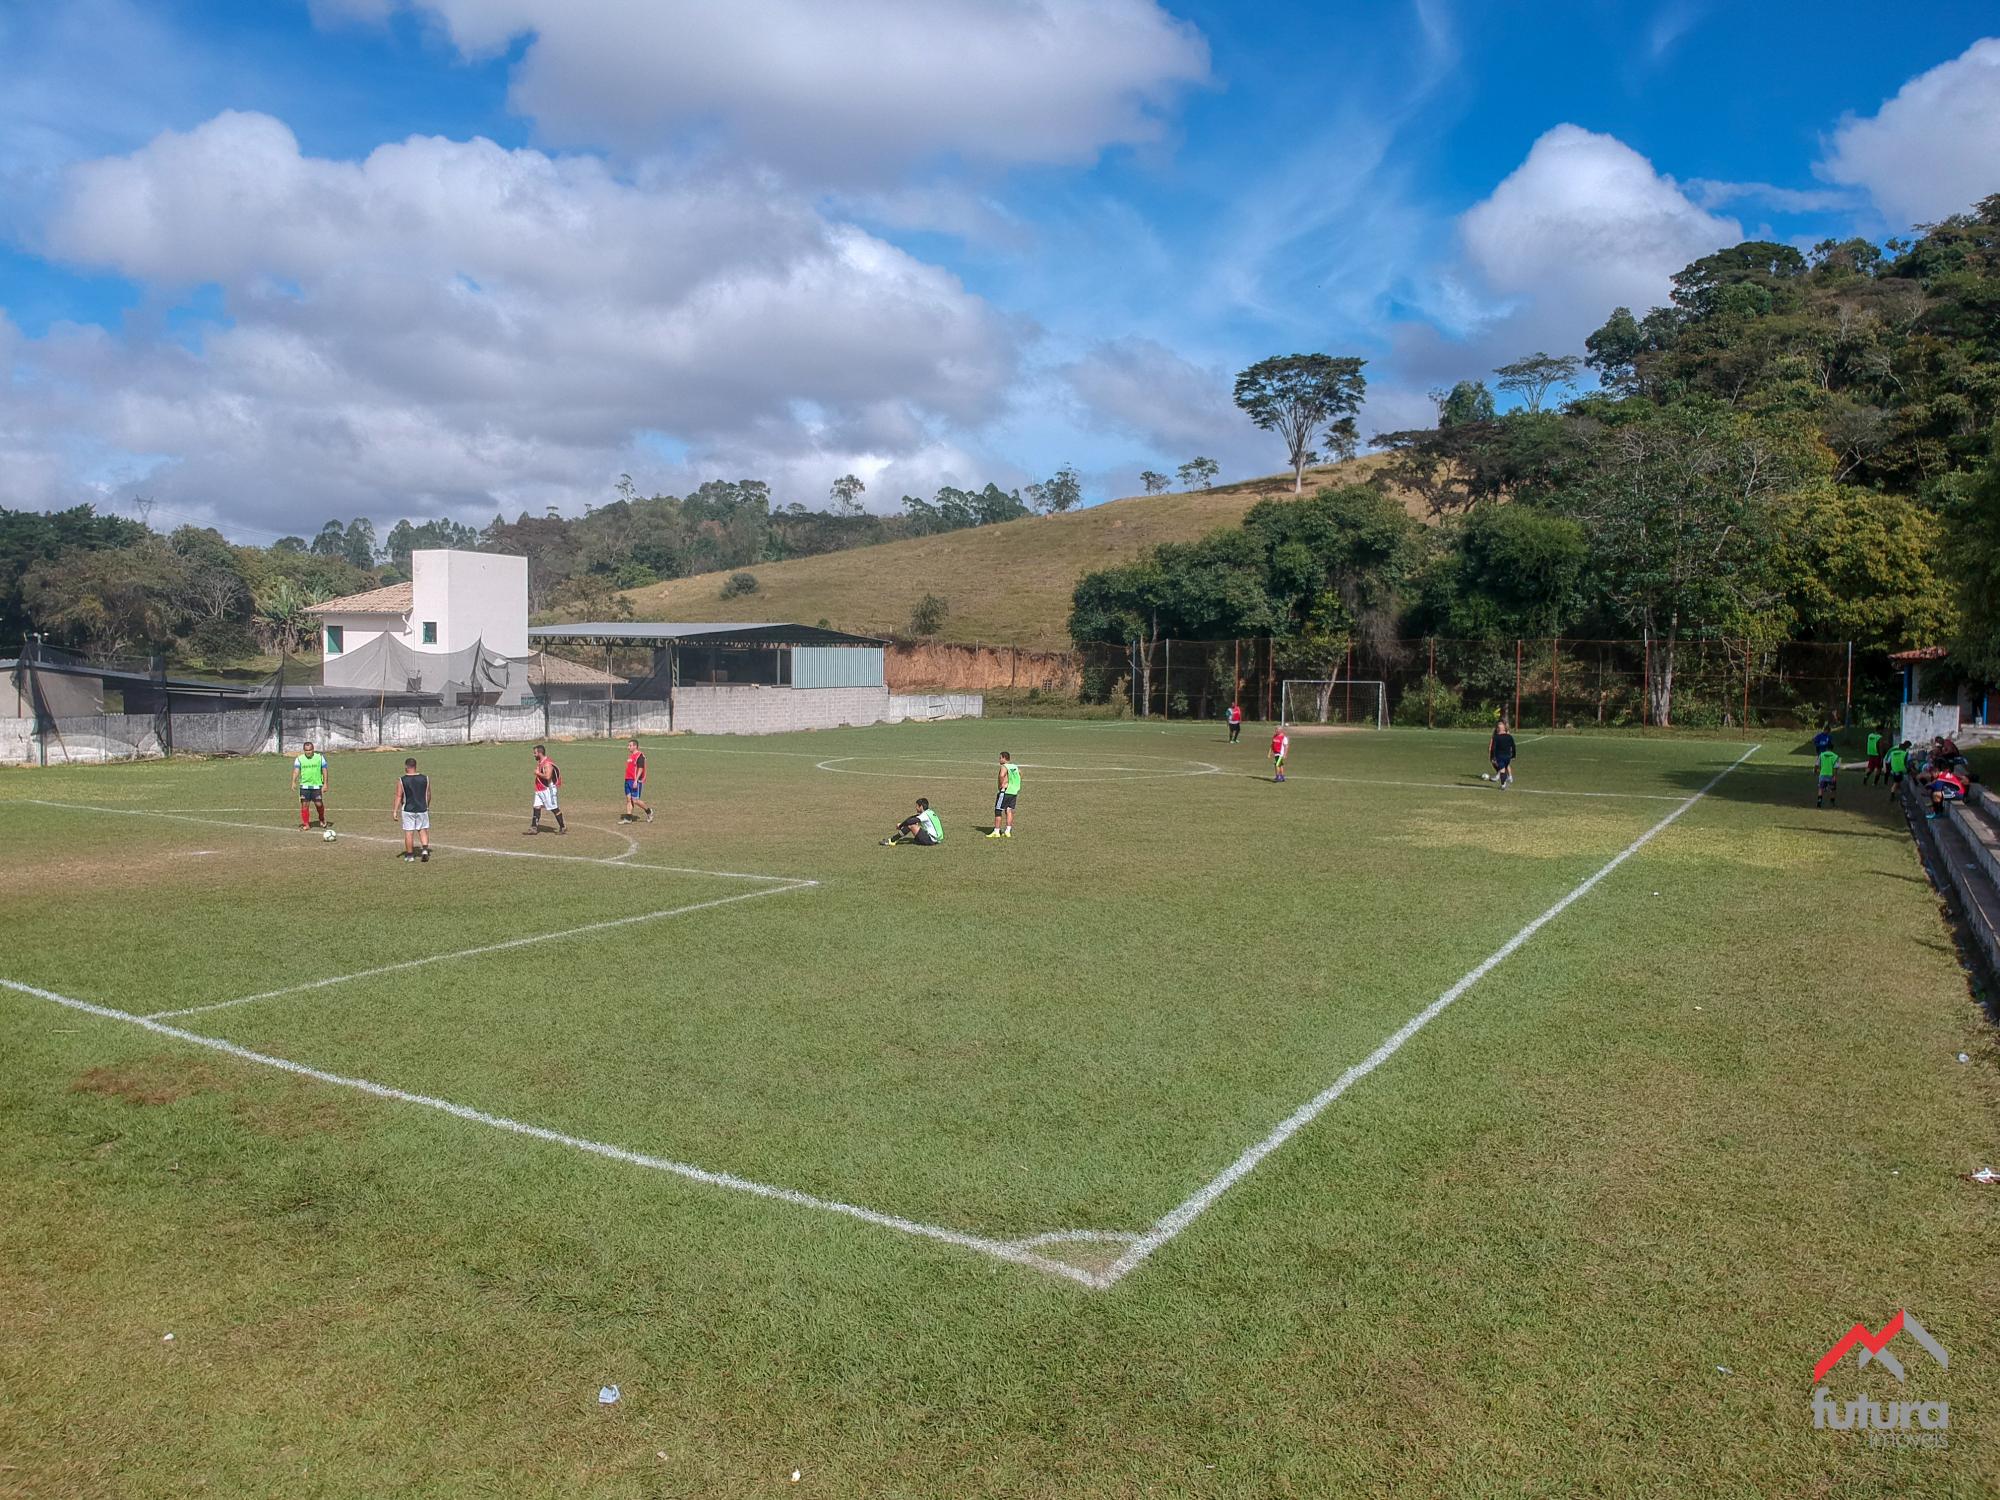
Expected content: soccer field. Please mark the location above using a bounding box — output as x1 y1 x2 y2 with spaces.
1 721 1994 1496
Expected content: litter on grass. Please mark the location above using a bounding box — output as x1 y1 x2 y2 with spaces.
1966 1167 1998 1185
598 1385 620 1405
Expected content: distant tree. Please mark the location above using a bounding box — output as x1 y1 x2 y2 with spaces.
908 593 949 636
253 576 329 656
384 517 480 565
1177 456 1220 490
1033 465 1083 514
1493 353 1581 413
720 571 760 600
830 473 867 516
1139 470 1170 494
1435 380 1496 428
21 544 190 654
272 535 307 554
1233 353 1368 493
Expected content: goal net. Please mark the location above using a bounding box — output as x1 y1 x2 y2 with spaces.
1280 678 1387 729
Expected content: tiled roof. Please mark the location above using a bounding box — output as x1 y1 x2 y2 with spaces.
308 582 414 614
1888 646 1949 663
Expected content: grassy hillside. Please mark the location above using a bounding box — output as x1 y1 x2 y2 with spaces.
616 456 1403 649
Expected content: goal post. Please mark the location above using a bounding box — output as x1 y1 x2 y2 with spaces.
1280 678 1387 729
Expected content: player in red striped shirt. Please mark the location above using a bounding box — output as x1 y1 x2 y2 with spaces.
621 739 654 824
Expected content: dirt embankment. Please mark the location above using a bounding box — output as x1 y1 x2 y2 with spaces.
887 641 1082 694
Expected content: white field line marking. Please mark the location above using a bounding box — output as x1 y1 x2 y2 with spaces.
0 976 1104 1290
814 757 1222 783
16 800 808 883
1263 773 1684 802
148 879 816 1019
1094 743 1761 1288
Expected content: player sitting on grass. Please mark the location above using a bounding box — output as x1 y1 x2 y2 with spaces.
1886 740 1910 799
1815 746 1840 808
987 751 1021 839
882 798 943 846
292 740 331 830
528 744 566 835
1270 726 1289 782
1486 719 1517 788
393 756 431 863
621 739 654 824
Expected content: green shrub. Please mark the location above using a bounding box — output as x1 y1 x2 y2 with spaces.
720 572 759 600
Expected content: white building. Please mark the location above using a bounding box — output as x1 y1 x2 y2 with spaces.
311 549 531 702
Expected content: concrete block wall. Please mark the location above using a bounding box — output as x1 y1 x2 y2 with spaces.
673 685 892 736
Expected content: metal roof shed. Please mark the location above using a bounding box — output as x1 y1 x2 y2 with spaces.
526 621 886 703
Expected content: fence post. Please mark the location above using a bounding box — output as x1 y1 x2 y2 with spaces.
1428 637 1435 730
1642 633 1651 727
1742 639 1751 729
1345 645 1353 721
1513 639 1522 728
1550 637 1558 730
1163 639 1171 719
1845 641 1854 726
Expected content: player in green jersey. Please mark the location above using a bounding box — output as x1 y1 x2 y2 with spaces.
987 751 1021 839
1815 747 1840 809
1864 725 1887 785
882 798 943 846
291 740 331 830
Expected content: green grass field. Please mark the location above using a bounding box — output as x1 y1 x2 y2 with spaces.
1 722 1994 1497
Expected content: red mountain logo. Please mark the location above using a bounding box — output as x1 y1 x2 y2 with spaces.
1812 1310 1950 1384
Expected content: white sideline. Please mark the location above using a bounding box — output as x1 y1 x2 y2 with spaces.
1264 773 1684 802
1091 742 1760 1287
149 880 816 1019
17 799 812 883
0 977 1104 1290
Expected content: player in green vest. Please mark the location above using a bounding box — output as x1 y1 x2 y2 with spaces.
987 750 1022 839
882 798 943 846
1815 747 1840 809
1886 741 1910 800
291 740 331 830
1864 725 1887 785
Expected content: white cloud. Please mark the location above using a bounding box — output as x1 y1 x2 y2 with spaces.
372 0 1210 175
1456 123 1740 342
14 111 1020 532
1818 38 2000 228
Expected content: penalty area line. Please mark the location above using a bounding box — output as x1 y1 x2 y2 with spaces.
148 879 819 1020
1096 742 1761 1288
0 976 1106 1289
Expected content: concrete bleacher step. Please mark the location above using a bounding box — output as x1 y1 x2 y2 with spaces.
1920 790 2000 978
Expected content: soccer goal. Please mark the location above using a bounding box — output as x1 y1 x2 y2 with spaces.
1280 678 1387 729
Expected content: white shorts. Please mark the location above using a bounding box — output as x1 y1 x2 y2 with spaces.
534 788 560 810
402 811 430 831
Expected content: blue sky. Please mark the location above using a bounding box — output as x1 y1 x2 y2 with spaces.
1 0 1996 539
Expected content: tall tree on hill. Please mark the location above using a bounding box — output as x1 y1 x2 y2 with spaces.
1177 456 1219 490
829 473 866 516
1139 470 1169 494
1493 353 1580 413
1436 380 1496 428
1030 465 1083 514
1233 354 1367 493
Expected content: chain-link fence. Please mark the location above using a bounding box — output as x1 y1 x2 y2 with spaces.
1074 637 1864 730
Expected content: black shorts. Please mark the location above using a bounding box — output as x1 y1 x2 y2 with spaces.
1491 755 1512 772
995 791 1018 812
912 828 939 846
299 786 323 802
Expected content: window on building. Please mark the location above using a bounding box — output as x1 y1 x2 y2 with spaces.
325 625 344 656
422 621 438 645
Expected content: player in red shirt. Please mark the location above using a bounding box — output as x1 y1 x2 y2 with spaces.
528 743 566 835
621 738 654 824
1270 726 1289 782
1227 701 1243 743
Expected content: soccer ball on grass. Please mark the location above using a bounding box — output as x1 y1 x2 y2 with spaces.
322 829 338 843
